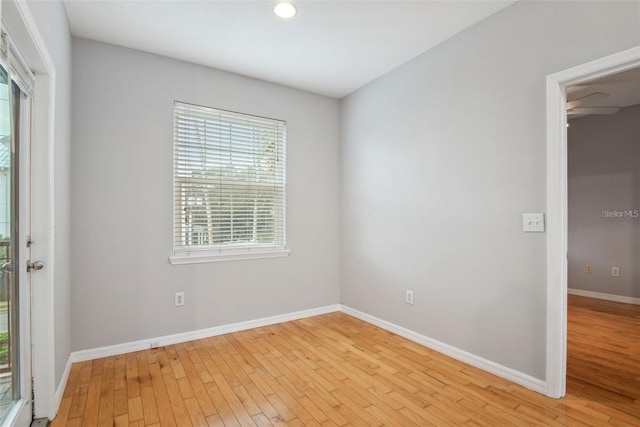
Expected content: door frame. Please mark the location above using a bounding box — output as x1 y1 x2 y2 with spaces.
545 45 640 398
2 0 56 422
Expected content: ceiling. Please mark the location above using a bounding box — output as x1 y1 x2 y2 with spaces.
63 0 515 99
567 67 640 119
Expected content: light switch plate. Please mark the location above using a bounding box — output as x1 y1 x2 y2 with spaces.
523 213 545 232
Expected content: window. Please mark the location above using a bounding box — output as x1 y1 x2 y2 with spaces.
171 102 288 264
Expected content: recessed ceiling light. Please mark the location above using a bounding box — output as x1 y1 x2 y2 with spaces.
274 2 297 19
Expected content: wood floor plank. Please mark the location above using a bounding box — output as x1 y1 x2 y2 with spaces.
61 418 83 427
303 387 349 426
204 379 242 427
176 345 218 418
148 352 177 427
136 351 160 425
183 396 208 426
50 397 73 427
329 389 382 426
264 393 296 423
62 361 81 399
112 388 128 417
364 402 419 426
82 360 105 426
51 295 640 426
125 353 140 399
163 369 193 427
126 396 143 422
66 362 92 420
252 413 274 426
114 355 127 390
96 357 116 427
113 413 128 427
205 414 224 426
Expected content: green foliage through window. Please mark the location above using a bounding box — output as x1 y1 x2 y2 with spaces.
0 332 8 366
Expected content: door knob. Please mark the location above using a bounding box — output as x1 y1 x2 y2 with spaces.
27 260 44 272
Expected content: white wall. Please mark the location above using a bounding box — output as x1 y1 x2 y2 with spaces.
26 0 72 391
340 0 640 380
71 38 341 352
568 104 640 298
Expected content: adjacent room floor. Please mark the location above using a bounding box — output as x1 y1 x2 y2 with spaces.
52 295 640 426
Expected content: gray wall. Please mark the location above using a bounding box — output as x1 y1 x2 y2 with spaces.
71 38 341 351
27 0 72 390
340 0 640 380
568 105 640 298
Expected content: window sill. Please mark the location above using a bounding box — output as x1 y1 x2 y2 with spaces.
169 249 290 265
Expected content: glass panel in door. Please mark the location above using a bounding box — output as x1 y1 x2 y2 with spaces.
0 63 20 423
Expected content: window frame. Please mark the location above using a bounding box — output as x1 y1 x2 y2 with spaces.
169 101 289 265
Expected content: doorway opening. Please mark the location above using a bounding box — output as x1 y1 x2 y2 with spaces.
545 46 640 398
565 67 640 407
566 68 640 303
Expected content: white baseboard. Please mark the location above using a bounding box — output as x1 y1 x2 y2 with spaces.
69 304 341 363
340 305 547 395
66 302 546 402
54 356 73 416
568 288 640 305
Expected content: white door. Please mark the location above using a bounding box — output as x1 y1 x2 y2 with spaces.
0 33 34 427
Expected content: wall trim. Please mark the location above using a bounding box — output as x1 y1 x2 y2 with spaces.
70 304 341 363
54 356 73 415
568 288 640 306
66 302 549 403
340 305 547 395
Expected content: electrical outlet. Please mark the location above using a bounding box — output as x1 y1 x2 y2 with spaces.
585 265 592 274
175 292 185 306
611 267 620 277
406 290 414 305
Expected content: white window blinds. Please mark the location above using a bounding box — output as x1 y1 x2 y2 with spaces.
172 102 287 262
0 30 35 97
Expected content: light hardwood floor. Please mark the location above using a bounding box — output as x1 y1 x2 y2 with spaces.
52 295 640 426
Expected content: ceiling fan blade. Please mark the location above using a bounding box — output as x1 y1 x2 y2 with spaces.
566 85 586 95
566 92 609 109
567 107 620 115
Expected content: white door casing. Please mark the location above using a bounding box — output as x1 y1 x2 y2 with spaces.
545 46 640 399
